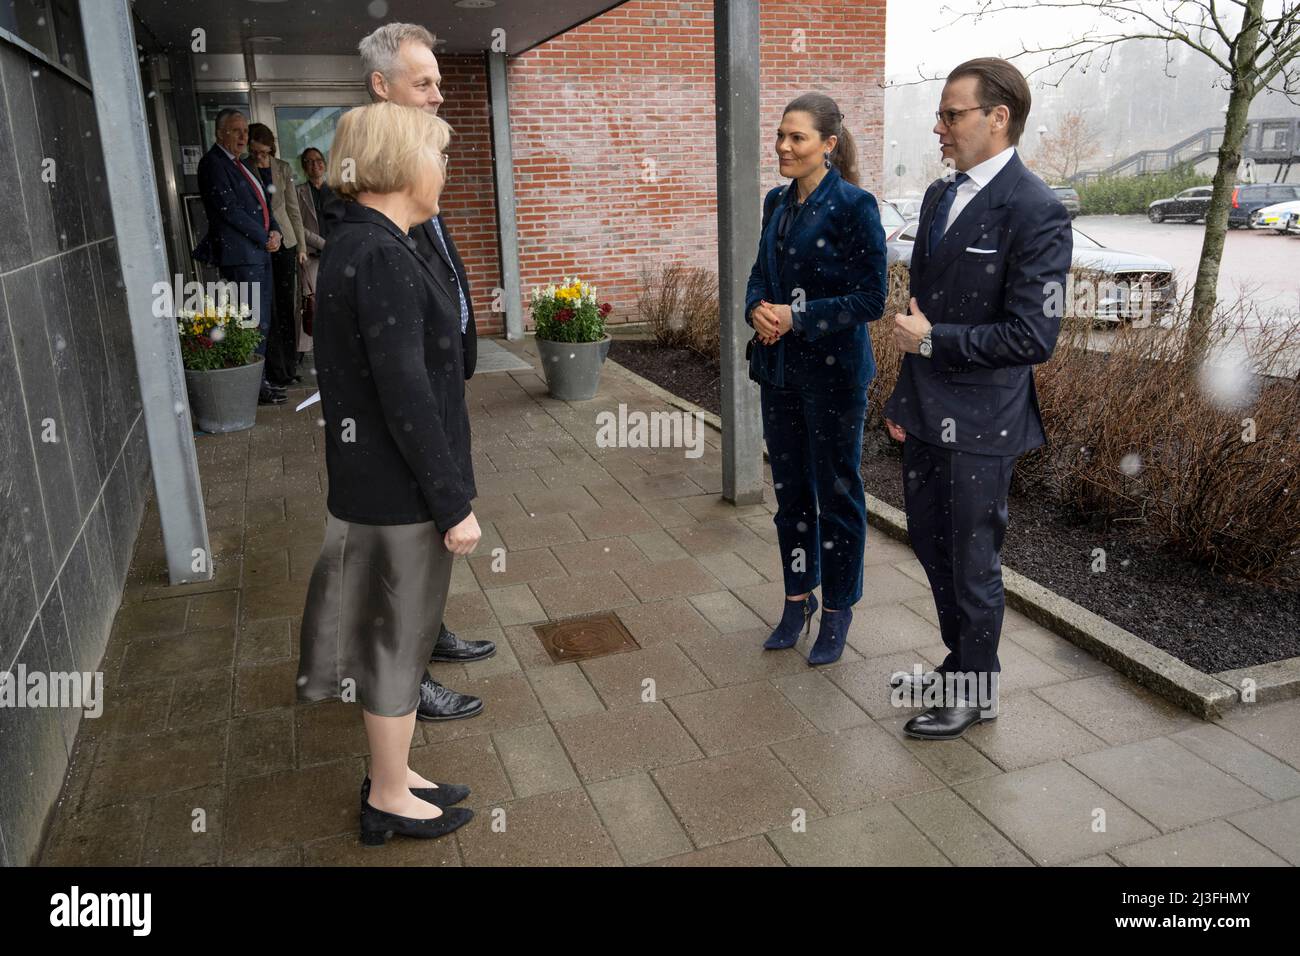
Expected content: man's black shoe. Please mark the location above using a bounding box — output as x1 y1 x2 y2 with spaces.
903 704 996 740
429 624 496 663
258 388 287 405
416 675 484 721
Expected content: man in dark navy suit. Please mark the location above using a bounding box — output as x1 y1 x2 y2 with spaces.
193 109 286 406
357 22 492 722
883 58 1072 740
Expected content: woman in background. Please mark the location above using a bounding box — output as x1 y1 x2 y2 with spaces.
246 123 307 386
295 146 333 364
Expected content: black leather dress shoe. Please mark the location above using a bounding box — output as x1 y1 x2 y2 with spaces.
903 705 996 740
258 388 287 406
416 675 484 721
361 776 470 808
429 624 496 663
359 800 473 847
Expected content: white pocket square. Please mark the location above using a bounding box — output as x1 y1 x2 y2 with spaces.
965 247 998 254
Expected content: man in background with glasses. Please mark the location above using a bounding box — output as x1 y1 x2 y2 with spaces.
883 58 1072 740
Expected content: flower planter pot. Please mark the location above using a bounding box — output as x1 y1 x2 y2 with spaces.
536 334 611 401
184 355 265 433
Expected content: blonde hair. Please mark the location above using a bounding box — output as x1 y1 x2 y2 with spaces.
327 101 452 199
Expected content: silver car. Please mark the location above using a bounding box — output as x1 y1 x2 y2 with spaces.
887 223 1176 323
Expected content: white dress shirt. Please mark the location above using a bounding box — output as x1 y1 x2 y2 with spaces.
942 145 1016 235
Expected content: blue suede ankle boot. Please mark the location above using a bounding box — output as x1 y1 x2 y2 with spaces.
807 606 853 665
763 592 819 650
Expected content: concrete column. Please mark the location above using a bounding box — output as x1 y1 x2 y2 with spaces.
714 0 764 504
487 51 524 340
79 0 212 585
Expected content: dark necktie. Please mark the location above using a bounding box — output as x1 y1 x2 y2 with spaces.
927 172 970 256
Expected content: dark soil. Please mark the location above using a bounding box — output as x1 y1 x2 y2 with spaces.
609 339 1300 673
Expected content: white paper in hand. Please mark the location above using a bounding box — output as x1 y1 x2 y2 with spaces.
296 391 321 412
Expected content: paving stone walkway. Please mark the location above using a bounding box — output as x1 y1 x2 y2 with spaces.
38 338 1300 866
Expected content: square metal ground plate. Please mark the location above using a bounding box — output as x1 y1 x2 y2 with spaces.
534 612 640 664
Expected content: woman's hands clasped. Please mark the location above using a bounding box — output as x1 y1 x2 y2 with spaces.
751 299 794 345
444 512 481 556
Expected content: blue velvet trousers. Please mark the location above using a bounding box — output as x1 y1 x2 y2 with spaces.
759 383 868 609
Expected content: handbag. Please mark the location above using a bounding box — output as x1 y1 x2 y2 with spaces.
301 289 315 336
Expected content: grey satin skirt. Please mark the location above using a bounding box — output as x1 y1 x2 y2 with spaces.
297 513 453 717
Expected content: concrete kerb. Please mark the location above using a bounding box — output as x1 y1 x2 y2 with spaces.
600 353 1298 720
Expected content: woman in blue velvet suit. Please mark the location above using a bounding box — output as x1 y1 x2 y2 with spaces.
745 93 889 665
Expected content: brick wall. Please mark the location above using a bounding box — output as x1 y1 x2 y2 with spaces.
492 0 887 335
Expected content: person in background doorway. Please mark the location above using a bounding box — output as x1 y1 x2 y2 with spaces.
192 108 284 406
246 122 306 387
296 146 333 363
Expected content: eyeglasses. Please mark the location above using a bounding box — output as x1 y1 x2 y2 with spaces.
438 152 449 170
935 106 991 128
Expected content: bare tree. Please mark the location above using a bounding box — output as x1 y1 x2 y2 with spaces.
1029 109 1102 180
945 0 1300 365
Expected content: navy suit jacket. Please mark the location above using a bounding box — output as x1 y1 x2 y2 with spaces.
193 144 282 267
411 217 478 379
745 166 888 390
883 151 1071 456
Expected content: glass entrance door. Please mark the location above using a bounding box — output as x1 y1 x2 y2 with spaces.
255 89 369 183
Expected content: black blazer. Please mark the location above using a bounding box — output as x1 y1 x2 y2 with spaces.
411 215 478 379
192 144 282 267
314 203 476 532
884 151 1072 456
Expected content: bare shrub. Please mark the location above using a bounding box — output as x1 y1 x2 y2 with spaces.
872 263 1300 582
637 262 719 365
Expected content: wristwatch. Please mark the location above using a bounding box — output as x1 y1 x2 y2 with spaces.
919 331 933 359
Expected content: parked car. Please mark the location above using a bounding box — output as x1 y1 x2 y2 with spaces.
886 223 1175 323
887 197 923 220
1228 183 1300 228
1248 199 1300 233
1287 212 1300 236
1051 185 1081 219
877 199 909 242
1147 185 1213 223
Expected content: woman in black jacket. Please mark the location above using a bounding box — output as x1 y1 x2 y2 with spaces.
297 102 479 846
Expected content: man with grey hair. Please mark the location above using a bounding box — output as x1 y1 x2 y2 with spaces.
193 108 286 406
354 21 494 722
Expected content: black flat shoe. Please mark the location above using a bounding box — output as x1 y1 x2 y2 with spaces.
429 625 496 663
258 388 287 405
416 675 484 721
361 776 470 808
359 800 473 847
903 705 996 741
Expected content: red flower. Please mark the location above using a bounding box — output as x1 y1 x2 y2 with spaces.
556 308 573 323
599 302 612 315
198 335 214 349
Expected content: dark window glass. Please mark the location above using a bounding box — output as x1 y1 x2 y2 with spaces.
0 0 57 59
49 0 83 75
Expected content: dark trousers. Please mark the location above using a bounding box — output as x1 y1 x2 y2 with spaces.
902 436 1016 676
219 259 274 383
266 243 299 384
760 382 868 609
